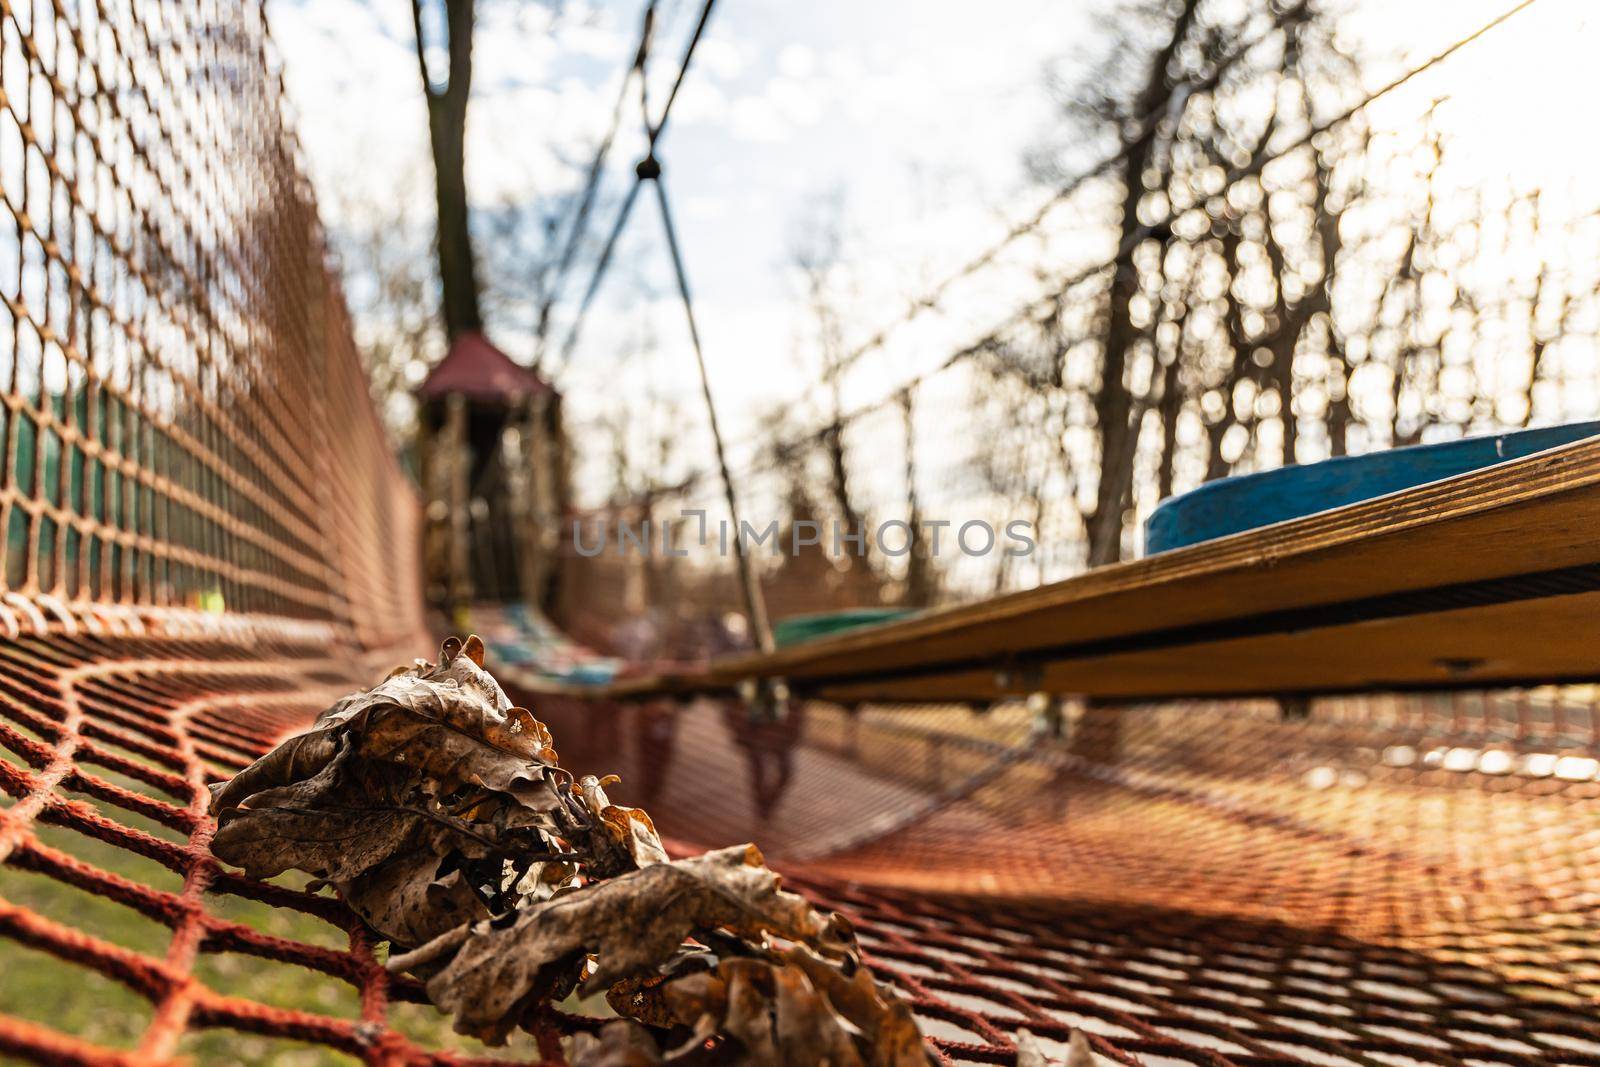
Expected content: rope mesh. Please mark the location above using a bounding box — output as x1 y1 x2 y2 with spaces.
3 2 1600 1066
533 690 1600 1066
0 0 420 647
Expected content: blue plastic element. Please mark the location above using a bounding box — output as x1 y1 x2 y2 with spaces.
476 601 623 685
1144 421 1600 555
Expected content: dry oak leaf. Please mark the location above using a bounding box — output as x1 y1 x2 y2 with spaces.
211 642 562 826
576 773 670 869
207 741 437 884
209 636 568 947
339 849 495 950
779 944 929 1065
210 636 558 817
656 957 861 1065
423 844 834 1044
603 947 932 1066
565 1020 666 1066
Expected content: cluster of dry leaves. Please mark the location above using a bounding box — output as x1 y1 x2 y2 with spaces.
209 636 933 1065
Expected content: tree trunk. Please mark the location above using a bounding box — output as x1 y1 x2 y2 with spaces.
900 393 936 607
823 422 866 550
1085 0 1200 567
1311 143 1352 457
1156 354 1182 500
1522 196 1560 428
413 0 483 340
1207 228 1250 482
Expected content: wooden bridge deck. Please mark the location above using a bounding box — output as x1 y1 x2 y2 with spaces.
594 434 1600 703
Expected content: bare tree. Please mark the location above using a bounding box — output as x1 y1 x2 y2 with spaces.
791 197 870 551
411 0 483 339
570 0 1600 615
327 168 445 441
1048 0 1204 565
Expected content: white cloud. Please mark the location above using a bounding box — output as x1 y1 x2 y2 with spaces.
776 43 817 80
727 94 786 143
693 36 747 82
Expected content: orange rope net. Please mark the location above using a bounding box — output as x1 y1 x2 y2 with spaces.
3 2 1600 1066
535 690 1600 1065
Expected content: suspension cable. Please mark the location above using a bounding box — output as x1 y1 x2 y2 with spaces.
530 1 658 367
634 0 776 652
534 0 774 649
548 0 722 376
642 0 1546 506
650 171 775 652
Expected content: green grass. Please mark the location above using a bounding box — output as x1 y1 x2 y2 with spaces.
0 708 613 1064
0 825 169 1051
0 807 554 1064
0 938 156 1051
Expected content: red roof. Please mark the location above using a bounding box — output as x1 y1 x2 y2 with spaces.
417 331 552 404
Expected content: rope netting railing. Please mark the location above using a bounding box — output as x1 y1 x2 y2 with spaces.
0 0 470 1062
0 0 421 649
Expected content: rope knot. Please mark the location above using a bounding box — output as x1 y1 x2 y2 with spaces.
634 154 662 181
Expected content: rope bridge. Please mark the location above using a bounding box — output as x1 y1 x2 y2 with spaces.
3 3 1600 1067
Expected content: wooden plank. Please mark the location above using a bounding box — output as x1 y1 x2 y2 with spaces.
810 592 1600 703
703 436 1600 701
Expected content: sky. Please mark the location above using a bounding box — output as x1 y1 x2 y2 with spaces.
268 0 1599 493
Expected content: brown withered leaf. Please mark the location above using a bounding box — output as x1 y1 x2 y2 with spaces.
602 806 669 868
780 945 928 1064
341 850 493 949
210 638 539 813
565 1021 666 1067
211 798 424 883
421 843 833 1043
605 947 930 1066
207 713 345 814
574 773 670 871
210 637 571 948
212 636 933 1063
